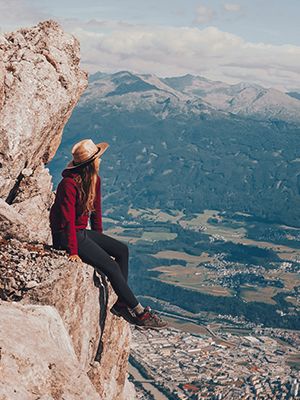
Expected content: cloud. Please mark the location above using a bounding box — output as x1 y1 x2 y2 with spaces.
0 11 298 92
0 0 54 33
223 3 241 13
194 4 215 24
58 17 139 33
61 20 300 91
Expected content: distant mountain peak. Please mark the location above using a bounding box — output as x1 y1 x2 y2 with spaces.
231 82 263 91
88 71 109 83
111 70 136 78
82 69 300 123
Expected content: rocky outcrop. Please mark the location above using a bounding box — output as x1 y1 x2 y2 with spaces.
0 301 100 400
0 20 135 400
0 19 87 244
0 236 135 399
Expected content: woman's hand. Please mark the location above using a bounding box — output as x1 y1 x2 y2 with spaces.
68 254 82 263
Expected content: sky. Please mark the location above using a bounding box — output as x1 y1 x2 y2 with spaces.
0 0 299 91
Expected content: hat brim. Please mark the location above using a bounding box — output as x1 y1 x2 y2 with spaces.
65 142 109 170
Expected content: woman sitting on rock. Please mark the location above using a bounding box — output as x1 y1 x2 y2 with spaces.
49 138 168 330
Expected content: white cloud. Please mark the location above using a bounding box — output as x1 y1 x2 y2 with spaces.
223 3 241 13
194 4 215 24
0 0 52 30
62 20 300 91
0 11 299 92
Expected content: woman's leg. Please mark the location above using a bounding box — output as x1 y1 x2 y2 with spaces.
55 230 168 326
85 229 129 282
72 230 139 309
84 229 131 304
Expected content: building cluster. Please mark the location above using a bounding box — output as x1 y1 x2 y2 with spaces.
130 325 299 399
253 327 300 351
179 220 207 232
215 313 256 327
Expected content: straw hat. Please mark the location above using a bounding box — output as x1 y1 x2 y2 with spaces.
65 139 109 169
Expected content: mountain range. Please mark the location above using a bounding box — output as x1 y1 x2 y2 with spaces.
50 70 300 227
83 70 300 123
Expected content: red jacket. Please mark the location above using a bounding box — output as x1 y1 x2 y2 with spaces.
49 168 103 255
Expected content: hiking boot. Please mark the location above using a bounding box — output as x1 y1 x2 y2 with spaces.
110 301 138 324
134 306 169 330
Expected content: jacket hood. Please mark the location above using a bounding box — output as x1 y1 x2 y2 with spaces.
61 168 80 178
61 168 100 181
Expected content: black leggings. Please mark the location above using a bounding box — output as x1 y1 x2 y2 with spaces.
52 228 139 309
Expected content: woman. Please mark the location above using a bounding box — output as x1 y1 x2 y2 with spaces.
49 138 168 330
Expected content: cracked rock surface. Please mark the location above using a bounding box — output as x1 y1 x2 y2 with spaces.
0 19 88 244
0 234 135 400
0 19 136 400
0 301 101 400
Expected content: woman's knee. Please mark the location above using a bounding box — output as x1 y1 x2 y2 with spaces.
111 240 128 260
119 241 129 258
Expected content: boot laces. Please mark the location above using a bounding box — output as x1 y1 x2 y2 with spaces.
144 306 164 323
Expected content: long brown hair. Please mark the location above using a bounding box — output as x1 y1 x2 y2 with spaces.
73 158 98 215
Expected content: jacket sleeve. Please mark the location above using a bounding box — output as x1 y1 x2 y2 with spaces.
90 175 103 233
57 178 79 256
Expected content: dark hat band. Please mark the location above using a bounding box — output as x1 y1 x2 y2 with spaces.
73 147 101 166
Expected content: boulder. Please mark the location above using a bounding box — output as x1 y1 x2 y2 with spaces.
0 301 100 400
0 19 88 243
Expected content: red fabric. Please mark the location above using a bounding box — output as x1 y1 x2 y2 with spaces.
49 168 103 255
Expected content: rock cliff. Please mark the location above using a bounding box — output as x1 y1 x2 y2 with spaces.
0 20 136 400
